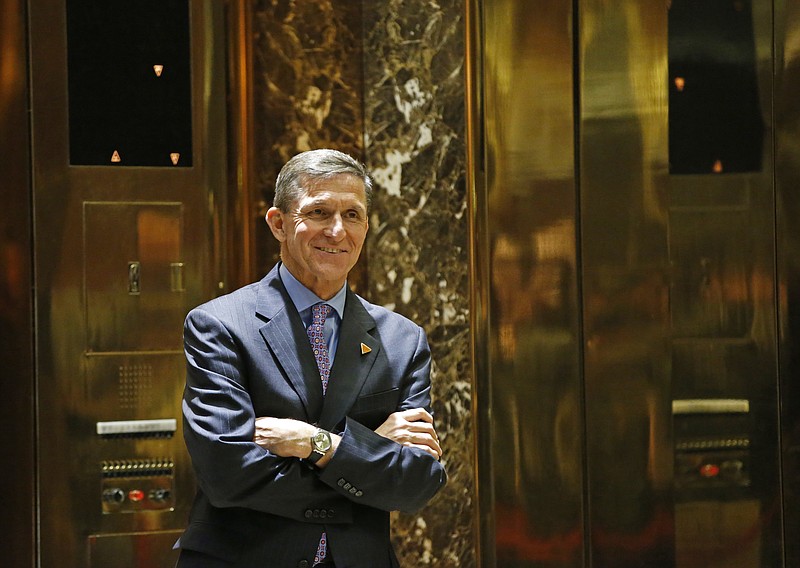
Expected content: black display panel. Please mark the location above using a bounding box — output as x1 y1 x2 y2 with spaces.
67 0 193 167
668 0 763 175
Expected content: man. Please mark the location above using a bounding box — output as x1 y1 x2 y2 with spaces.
175 149 447 568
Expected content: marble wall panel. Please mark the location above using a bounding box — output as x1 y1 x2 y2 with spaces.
361 1 474 566
251 0 365 277
249 1 474 565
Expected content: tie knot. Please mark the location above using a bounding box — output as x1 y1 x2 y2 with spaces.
312 303 332 324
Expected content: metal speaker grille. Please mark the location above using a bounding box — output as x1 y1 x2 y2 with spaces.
118 364 153 410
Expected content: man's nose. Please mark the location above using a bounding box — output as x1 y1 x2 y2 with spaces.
323 213 345 238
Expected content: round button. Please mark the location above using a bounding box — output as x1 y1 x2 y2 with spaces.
699 463 720 478
102 488 125 503
304 509 313 519
297 561 309 568
128 489 145 502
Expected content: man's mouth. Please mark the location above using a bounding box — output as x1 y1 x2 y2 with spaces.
316 246 345 254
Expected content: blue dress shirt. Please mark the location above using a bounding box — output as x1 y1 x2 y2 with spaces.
279 263 346 365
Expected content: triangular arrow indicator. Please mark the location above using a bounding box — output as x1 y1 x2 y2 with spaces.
153 64 164 77
111 150 121 163
170 153 180 166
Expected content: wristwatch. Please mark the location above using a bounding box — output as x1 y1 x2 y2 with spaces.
307 428 332 465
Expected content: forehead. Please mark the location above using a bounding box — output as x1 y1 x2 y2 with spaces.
297 174 367 207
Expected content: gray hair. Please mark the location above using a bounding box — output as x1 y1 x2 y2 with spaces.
273 149 374 212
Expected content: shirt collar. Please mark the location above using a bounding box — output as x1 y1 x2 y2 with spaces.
279 263 346 319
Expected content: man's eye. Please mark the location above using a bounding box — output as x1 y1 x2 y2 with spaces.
308 208 326 217
345 210 363 220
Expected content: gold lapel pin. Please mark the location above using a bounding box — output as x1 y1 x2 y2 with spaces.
360 343 372 355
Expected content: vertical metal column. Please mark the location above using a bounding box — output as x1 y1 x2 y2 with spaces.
472 1 585 566
469 0 789 566
28 2 228 567
775 1 800 566
577 2 673 566
0 1 35 566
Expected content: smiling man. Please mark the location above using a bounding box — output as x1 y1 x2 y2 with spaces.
175 149 447 568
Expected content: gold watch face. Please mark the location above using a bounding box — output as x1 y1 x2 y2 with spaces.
313 430 332 452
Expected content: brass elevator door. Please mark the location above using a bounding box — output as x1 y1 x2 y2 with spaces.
470 0 795 566
28 2 227 567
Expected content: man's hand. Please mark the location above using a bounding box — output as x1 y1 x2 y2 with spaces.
254 417 316 459
254 417 340 467
375 408 442 460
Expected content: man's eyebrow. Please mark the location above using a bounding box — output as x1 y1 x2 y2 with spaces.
299 199 366 212
299 199 327 209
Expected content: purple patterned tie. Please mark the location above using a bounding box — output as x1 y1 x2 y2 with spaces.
307 303 332 565
307 303 333 394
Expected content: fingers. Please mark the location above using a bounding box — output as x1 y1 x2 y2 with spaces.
403 436 442 459
400 419 442 459
398 407 434 424
374 408 443 459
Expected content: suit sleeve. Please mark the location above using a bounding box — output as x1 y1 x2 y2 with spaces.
182 306 349 522
318 324 447 514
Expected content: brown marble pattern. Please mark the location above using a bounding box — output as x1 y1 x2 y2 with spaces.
249 1 474 566
251 0 365 276
361 2 473 566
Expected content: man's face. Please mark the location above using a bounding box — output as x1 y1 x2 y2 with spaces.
266 174 369 299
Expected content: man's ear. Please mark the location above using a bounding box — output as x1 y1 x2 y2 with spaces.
265 207 286 242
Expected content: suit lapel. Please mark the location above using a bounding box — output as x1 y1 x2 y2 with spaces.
318 291 379 430
256 267 324 421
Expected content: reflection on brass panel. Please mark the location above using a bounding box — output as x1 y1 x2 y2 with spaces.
472 0 789 566
481 1 583 567
29 2 227 567
83 202 185 353
776 2 800 567
674 500 761 568
465 0 494 565
669 0 782 565
88 531 183 568
670 212 755 338
0 0 35 564
580 1 673 567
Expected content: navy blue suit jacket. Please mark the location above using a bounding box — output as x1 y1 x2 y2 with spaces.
175 264 447 567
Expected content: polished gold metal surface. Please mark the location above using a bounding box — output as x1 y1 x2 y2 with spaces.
28 1 227 567
0 0 35 566
470 0 789 566
776 2 800 567
476 1 584 566
579 1 673 565
225 0 258 289
465 0 494 565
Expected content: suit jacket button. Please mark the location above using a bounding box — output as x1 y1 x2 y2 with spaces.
355 490 363 497
337 478 346 487
328 509 335 518
304 509 313 519
298 561 309 568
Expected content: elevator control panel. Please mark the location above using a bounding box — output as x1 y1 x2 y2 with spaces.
101 458 175 513
98 419 179 513
673 398 752 497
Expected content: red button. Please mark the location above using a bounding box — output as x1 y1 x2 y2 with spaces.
128 489 145 502
699 464 720 478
